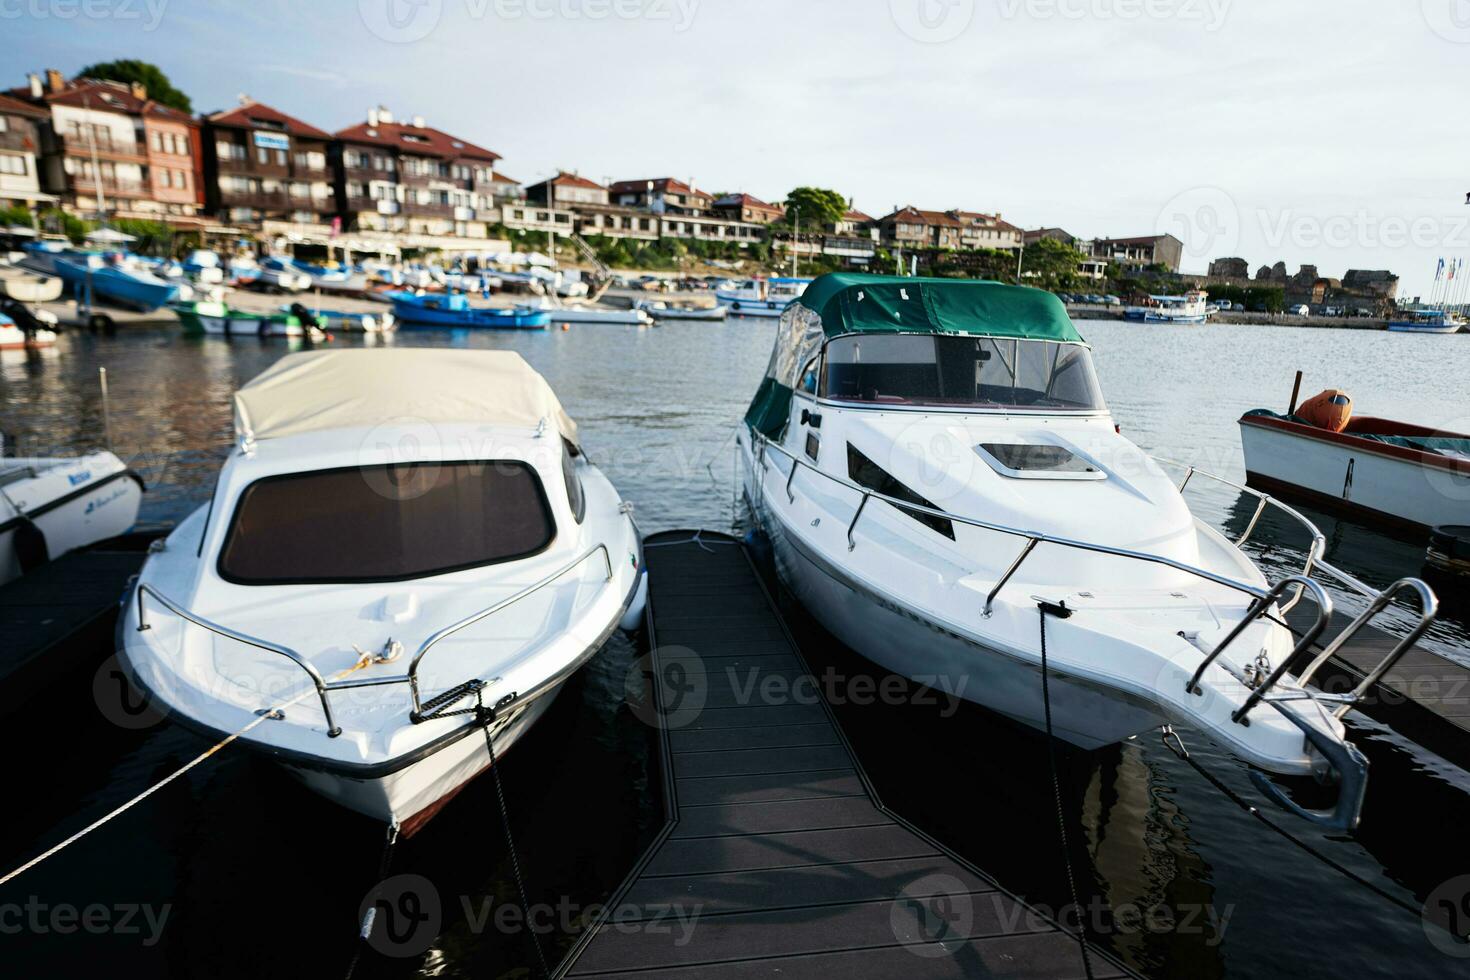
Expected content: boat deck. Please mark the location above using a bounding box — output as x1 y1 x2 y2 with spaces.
558 530 1126 979
1287 605 1470 768
0 537 154 717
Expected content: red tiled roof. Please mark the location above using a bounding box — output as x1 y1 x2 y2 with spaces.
843 209 875 223
0 91 50 120
490 171 520 185
9 78 196 124
334 119 500 162
207 100 332 140
529 171 605 190
609 177 706 197
881 206 963 227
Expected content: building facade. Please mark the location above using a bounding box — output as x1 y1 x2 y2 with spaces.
1088 234 1184 272
334 107 503 246
609 177 711 215
202 98 336 238
712 193 784 225
0 92 52 211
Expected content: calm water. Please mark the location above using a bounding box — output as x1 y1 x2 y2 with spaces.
0 318 1466 977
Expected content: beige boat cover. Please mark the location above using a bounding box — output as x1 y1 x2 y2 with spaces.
233 349 579 447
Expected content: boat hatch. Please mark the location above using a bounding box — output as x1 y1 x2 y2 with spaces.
976 443 1106 481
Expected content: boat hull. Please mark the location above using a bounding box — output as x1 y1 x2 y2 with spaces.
0 269 63 303
717 296 785 318
392 298 551 329
282 688 560 829
0 323 57 350
0 456 143 585
1387 322 1462 334
54 259 180 312
1240 416 1470 532
741 446 1166 749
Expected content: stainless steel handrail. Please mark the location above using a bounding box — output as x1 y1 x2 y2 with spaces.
133 542 618 740
408 543 614 716
135 582 343 737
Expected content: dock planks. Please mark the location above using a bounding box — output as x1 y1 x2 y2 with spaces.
0 544 149 717
558 531 1126 979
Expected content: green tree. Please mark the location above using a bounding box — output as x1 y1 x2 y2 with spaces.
781 187 847 230
1019 237 1087 289
76 60 192 112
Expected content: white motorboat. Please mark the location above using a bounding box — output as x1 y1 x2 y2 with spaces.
635 300 729 322
1124 290 1212 324
0 311 58 350
119 349 646 832
257 258 313 292
716 277 811 318
1386 309 1464 334
530 296 653 326
1 451 144 585
738 274 1437 830
0 263 63 303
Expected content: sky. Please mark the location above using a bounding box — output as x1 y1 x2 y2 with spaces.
4 0 1468 297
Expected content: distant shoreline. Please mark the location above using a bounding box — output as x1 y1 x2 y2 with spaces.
1065 304 1393 331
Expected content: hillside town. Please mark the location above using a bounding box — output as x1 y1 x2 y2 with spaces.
0 66 1400 315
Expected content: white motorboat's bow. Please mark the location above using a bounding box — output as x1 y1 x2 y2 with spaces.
738 274 1437 831
119 349 645 832
1 451 144 585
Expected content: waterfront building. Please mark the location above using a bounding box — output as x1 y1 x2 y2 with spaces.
0 92 54 212
609 177 711 215
712 193 785 225
1086 234 1184 273
201 98 335 240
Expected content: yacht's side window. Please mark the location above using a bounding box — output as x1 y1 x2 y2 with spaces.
562 440 586 524
799 357 819 395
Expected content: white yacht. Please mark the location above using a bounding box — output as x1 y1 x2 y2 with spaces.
119 349 646 832
1 451 144 585
716 277 811 318
738 274 1437 830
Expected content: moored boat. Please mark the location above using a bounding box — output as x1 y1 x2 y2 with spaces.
738 273 1437 830
391 291 551 330
53 256 181 312
1124 290 1211 324
716 277 811 317
1239 388 1470 532
636 300 729 322
0 263 63 303
1 451 144 586
173 300 327 339
0 311 58 350
1386 309 1464 334
117 349 645 829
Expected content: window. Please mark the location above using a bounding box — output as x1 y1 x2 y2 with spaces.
0 154 26 176
0 116 8 132
218 461 555 584
257 147 270 164
561 441 586 523
158 169 171 188
821 335 1104 412
847 445 953 539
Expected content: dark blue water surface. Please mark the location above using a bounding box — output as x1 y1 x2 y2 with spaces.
0 318 1466 978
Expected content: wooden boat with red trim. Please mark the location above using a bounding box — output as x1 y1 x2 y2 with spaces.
1239 409 1470 533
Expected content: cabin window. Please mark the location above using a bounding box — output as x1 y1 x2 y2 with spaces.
561 441 586 524
805 433 821 461
846 445 954 539
821 335 1104 412
217 461 554 584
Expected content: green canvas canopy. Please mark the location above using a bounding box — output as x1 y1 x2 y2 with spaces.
744 274 1086 438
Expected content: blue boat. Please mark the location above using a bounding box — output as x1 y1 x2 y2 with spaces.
390 291 551 330
53 257 181 313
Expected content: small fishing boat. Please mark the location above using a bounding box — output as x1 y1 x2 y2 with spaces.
0 263 63 303
53 255 181 313
530 297 652 326
0 311 58 350
636 300 729 322
1124 290 1211 324
17 237 73 276
293 259 369 295
181 250 227 286
739 273 1437 831
1240 385 1470 532
391 291 551 330
257 257 313 293
1386 309 1464 334
717 277 811 318
286 305 396 334
118 349 645 830
173 300 327 339
1 451 144 586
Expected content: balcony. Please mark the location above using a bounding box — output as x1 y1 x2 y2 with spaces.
0 130 36 153
68 175 149 198
220 190 292 210
343 165 395 183
402 200 454 218
58 135 147 164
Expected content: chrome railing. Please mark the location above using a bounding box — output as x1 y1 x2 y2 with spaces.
133 543 616 739
751 433 1438 724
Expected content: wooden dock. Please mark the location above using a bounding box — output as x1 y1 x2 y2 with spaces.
557 531 1127 979
0 535 155 717
1286 604 1470 769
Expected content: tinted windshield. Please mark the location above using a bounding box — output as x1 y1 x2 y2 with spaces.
218 461 553 584
820 335 1105 411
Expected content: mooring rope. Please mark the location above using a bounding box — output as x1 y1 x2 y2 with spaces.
1037 601 1096 980
344 821 403 980
0 649 390 888
476 685 551 980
